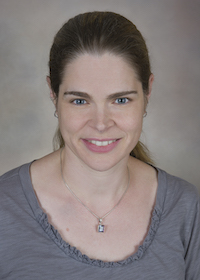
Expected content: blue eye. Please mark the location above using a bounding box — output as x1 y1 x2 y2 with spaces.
115 97 129 104
73 99 87 105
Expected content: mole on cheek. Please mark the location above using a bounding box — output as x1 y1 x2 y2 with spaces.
66 228 70 232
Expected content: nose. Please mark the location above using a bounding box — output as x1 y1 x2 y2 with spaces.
90 105 114 132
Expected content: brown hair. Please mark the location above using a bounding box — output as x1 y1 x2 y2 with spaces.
48 11 154 164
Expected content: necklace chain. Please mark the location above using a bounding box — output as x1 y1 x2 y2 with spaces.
60 148 130 232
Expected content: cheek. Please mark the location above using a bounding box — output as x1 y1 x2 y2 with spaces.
58 108 88 135
118 110 143 132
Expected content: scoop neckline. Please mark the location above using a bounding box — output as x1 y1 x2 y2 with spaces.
20 162 166 268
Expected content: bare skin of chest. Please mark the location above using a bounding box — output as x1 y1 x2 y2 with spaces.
35 182 155 262
31 154 157 262
42 198 150 261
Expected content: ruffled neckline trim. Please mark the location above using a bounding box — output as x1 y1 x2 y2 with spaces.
35 206 161 268
20 162 164 268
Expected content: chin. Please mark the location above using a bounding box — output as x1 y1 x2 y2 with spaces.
80 153 129 172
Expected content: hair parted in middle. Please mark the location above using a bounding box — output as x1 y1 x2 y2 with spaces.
48 11 154 164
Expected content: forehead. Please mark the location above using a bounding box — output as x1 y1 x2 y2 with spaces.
60 53 141 94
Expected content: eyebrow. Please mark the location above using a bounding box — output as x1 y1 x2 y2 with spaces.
64 91 90 99
107 91 138 100
63 90 137 100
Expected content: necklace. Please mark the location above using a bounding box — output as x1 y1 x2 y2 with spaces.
60 148 130 233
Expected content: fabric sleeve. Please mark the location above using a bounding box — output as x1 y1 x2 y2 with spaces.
184 191 200 279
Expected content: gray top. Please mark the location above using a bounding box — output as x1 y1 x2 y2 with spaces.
0 162 200 280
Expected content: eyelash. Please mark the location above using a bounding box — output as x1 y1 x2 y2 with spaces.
70 97 131 105
71 99 87 105
114 97 130 104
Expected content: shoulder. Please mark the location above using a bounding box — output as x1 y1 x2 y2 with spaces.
0 163 34 219
0 151 60 199
157 168 199 207
0 164 27 187
156 167 200 237
0 165 21 181
0 163 31 195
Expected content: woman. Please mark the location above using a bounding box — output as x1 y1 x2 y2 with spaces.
0 12 199 279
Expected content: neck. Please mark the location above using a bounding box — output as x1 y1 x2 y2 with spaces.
60 148 130 211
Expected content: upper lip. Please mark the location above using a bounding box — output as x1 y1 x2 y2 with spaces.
83 138 120 147
84 138 120 141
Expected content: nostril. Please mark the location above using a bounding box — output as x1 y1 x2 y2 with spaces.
89 106 114 132
92 115 114 132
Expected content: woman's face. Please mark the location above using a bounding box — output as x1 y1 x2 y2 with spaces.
54 53 151 171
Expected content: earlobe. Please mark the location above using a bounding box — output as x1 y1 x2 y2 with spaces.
46 76 57 105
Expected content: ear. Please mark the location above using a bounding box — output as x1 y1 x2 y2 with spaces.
146 73 154 101
46 76 57 106
144 74 154 112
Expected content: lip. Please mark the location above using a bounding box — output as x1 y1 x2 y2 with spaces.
82 138 121 153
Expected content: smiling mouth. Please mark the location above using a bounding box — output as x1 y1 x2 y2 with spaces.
87 139 117 146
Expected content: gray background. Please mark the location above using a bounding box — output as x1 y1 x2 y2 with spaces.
0 0 200 191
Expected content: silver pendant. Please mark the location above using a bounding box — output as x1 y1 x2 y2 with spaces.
97 218 105 233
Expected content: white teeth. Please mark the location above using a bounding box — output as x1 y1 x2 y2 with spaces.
89 140 116 146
